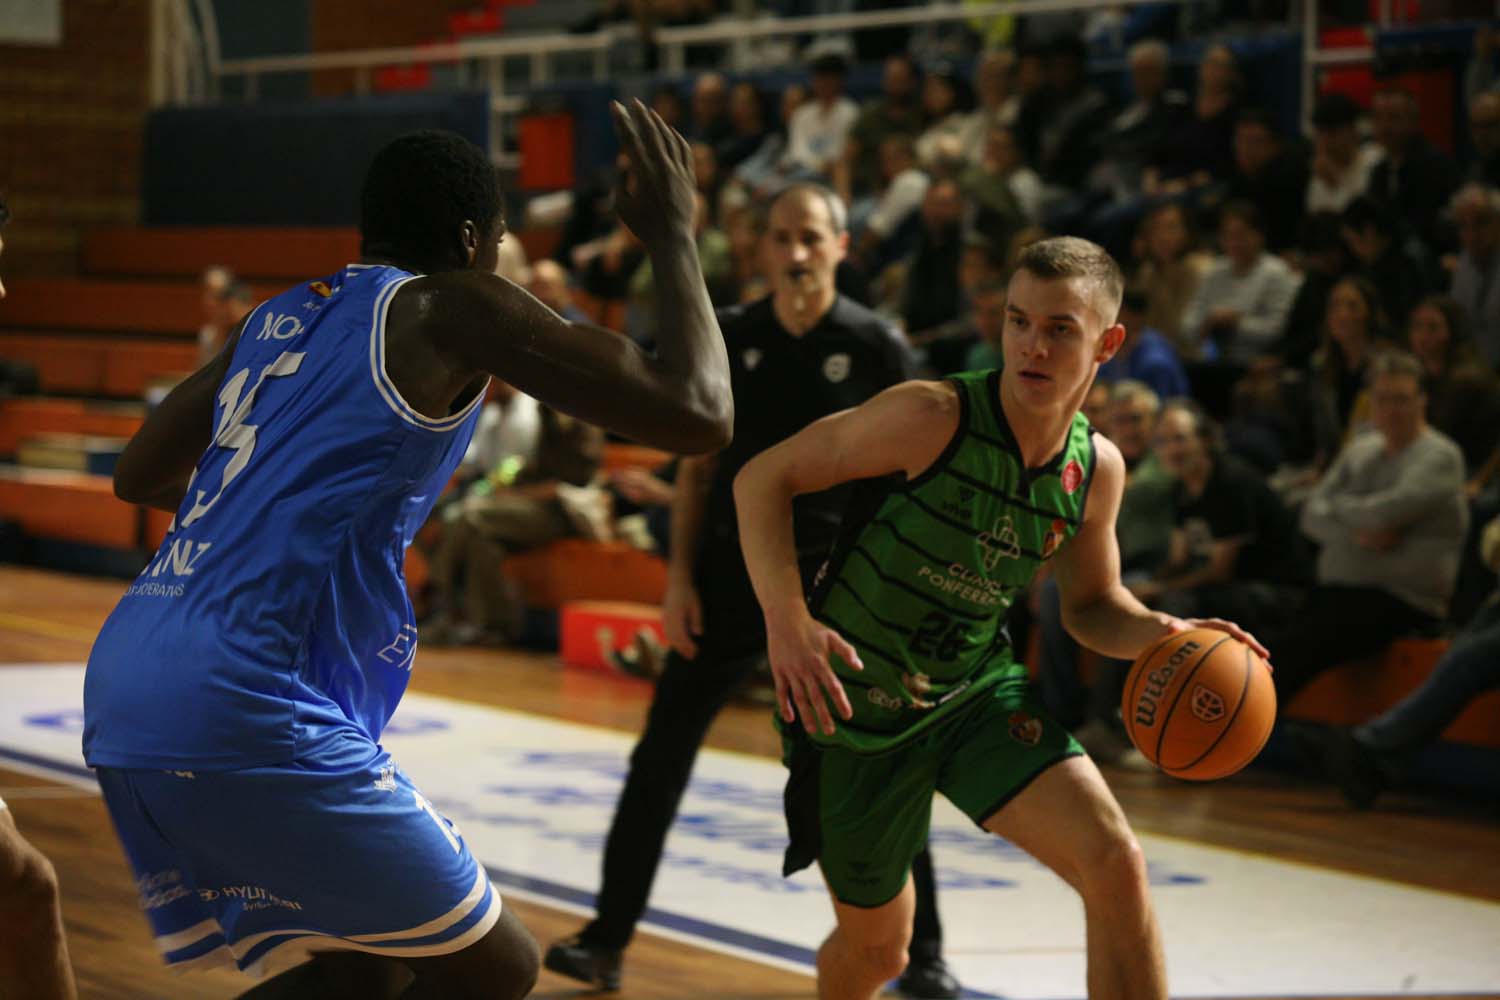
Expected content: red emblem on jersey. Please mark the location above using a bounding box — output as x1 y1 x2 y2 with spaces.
309 281 333 298
1062 459 1083 494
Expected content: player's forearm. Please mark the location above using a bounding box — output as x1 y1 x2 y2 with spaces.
1063 583 1172 660
646 234 734 449
733 454 809 625
667 456 714 584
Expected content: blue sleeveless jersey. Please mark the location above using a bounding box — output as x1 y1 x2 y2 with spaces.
83 265 485 770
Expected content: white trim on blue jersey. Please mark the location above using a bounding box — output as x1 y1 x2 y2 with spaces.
367 276 488 432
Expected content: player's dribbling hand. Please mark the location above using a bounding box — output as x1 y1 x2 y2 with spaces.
765 611 863 736
1160 614 1273 669
609 98 696 247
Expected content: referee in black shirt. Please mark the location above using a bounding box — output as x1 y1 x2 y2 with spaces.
545 184 962 999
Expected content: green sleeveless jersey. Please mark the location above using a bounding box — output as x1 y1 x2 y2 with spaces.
807 369 1097 754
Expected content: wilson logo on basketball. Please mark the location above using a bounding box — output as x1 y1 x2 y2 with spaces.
1132 639 1202 729
1190 684 1225 723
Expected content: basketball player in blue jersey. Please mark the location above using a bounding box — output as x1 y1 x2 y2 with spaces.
0 198 78 1000
82 101 729 999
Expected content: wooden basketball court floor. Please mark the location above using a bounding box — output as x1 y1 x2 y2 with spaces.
1 564 1496 1000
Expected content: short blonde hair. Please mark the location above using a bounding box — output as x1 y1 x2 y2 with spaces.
1014 236 1125 326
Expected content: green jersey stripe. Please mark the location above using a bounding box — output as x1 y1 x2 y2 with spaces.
942 465 1079 526
844 546 989 621
831 578 913 635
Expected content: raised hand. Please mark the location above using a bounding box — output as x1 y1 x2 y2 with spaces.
609 98 696 248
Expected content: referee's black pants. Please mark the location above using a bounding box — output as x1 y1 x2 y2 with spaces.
581 635 948 954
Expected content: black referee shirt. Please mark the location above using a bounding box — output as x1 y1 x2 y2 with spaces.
694 294 914 626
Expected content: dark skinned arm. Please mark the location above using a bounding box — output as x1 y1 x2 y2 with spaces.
113 326 243 512
421 101 732 455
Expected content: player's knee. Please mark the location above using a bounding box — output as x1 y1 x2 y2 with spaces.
859 940 910 983
0 846 61 926
484 907 540 1000
1078 828 1148 901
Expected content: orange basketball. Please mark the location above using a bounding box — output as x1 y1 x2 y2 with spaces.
1121 628 1276 781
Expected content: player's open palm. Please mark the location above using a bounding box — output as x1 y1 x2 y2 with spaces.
765 611 863 736
610 98 695 248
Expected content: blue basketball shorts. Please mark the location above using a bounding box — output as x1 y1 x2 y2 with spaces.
95 743 501 977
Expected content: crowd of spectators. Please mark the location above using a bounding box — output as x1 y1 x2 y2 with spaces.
427 16 1500 805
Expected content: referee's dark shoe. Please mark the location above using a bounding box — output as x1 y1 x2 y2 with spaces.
898 949 962 999
543 934 623 991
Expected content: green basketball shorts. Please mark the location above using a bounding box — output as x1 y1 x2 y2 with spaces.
780 677 1083 907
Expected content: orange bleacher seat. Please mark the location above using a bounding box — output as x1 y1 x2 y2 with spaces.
0 467 137 549
1286 637 1500 749
85 227 362 281
0 278 281 336
502 538 667 609
0 398 144 456
560 600 665 672
0 334 196 397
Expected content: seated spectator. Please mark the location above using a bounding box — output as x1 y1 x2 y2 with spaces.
1133 398 1310 630
896 177 963 346
197 274 254 365
723 201 768 304
1143 42 1240 201
783 53 859 180
1026 37 1112 192
1340 196 1427 331
691 141 724 226
1093 39 1187 205
957 48 1021 165
1405 295 1500 482
1267 350 1469 703
1307 92 1383 216
914 60 975 171
720 81 770 172
1097 289 1190 400
650 83 688 134
1448 183 1500 368
572 222 645 306
690 71 734 153
1300 515 1500 808
838 53 923 201
1214 108 1309 255
1131 201 1212 355
960 124 1042 237
1312 275 1395 436
1181 200 1301 367
1367 86 1459 252
961 281 1007 371
909 233 1005 374
1225 355 1340 489
426 406 608 646
1279 212 1350 370
734 83 807 198
1463 91 1500 189
852 134 929 265
528 259 590 324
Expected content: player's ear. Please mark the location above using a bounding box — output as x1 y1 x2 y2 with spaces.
1096 323 1126 363
460 220 481 267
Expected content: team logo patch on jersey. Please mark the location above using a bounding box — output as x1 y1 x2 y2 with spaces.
308 281 333 298
1190 684 1226 723
1008 711 1043 747
977 515 1022 569
1041 517 1067 558
822 352 851 383
1062 459 1083 494
742 348 763 371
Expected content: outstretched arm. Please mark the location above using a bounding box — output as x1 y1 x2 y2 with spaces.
421 101 732 455
733 380 958 733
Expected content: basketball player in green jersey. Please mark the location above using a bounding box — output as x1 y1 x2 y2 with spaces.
735 237 1270 1000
